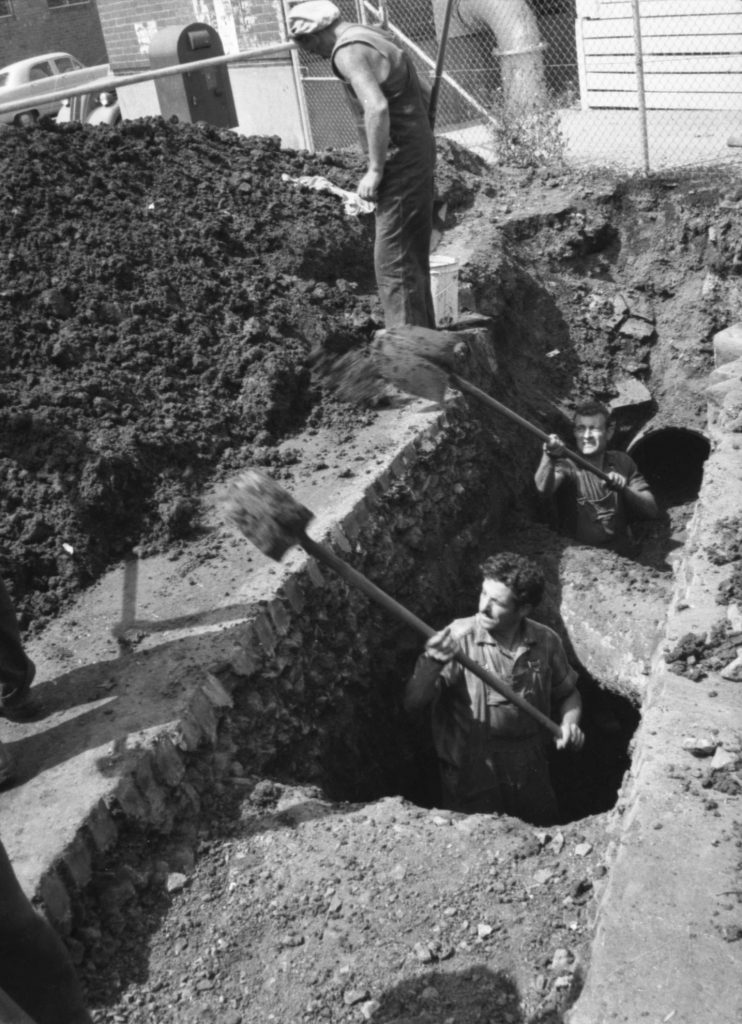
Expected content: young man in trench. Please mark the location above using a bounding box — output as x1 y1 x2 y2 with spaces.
404 552 584 825
288 0 436 328
534 399 658 550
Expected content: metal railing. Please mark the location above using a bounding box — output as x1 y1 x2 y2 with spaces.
5 0 742 174
289 0 742 173
0 41 298 120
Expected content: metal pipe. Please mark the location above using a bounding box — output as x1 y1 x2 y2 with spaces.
630 0 651 174
429 0 456 129
282 0 315 152
0 41 298 118
460 0 548 111
361 0 498 126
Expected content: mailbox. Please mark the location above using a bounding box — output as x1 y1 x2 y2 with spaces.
149 23 237 128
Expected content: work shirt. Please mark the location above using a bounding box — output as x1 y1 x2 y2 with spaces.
554 450 652 546
428 614 577 803
330 24 435 175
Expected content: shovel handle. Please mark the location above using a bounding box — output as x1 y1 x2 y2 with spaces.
449 374 614 485
299 532 562 738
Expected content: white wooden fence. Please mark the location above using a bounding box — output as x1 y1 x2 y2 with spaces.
576 0 742 109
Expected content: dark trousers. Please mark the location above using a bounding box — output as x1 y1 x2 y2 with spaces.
0 838 92 1023
439 736 560 826
0 577 34 703
374 161 436 328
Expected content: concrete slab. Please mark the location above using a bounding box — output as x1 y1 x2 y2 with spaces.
568 366 742 1024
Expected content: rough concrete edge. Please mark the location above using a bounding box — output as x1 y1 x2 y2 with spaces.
31 411 451 938
566 346 742 1022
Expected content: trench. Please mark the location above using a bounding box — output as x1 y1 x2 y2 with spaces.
223 420 713 828
53 172 731 1020
77 396 712 1019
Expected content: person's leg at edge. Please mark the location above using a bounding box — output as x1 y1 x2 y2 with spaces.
0 838 92 1023
0 577 40 721
374 169 435 328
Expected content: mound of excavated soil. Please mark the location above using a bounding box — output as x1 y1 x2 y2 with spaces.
84 780 607 1024
0 120 483 630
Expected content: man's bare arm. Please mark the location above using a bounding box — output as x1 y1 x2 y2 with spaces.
555 688 584 751
608 473 659 519
403 626 455 712
334 46 390 199
534 434 567 496
623 481 659 519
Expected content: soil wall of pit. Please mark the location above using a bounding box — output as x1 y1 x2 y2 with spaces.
37 399 536 943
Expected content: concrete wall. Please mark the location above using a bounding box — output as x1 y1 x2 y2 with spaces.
0 0 108 69
229 62 306 148
94 0 286 72
116 63 307 149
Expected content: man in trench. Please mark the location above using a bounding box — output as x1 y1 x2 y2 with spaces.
534 399 658 550
404 552 584 825
288 0 437 328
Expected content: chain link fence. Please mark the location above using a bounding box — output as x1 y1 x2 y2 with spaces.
288 0 742 173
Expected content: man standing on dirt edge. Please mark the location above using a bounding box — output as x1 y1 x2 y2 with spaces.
404 552 584 825
289 0 437 328
534 399 658 551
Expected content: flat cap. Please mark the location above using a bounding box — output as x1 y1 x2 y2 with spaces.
288 0 341 35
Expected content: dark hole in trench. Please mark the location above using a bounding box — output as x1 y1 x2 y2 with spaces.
629 427 710 505
389 668 640 825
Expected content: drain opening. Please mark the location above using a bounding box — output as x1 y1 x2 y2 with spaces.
629 427 710 505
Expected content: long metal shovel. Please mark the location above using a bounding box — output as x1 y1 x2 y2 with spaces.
375 326 615 485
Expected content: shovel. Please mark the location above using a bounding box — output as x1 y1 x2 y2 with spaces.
368 326 615 485
221 469 562 739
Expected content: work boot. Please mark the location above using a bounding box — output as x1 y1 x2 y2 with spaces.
0 742 16 788
0 688 44 723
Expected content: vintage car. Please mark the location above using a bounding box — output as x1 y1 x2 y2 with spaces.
0 52 117 126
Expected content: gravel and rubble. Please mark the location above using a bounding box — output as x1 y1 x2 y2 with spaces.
664 620 742 681
83 766 612 1024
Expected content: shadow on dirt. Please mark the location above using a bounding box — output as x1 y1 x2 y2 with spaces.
371 962 583 1023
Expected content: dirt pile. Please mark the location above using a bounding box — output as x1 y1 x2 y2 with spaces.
461 166 742 421
0 120 483 630
83 773 609 1024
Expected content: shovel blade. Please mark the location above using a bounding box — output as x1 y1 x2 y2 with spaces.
371 326 465 404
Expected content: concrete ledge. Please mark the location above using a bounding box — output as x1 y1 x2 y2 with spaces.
569 378 742 1023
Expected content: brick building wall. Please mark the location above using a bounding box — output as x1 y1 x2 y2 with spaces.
0 0 108 69
95 0 287 72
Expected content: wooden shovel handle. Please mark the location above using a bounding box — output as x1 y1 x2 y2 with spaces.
299 532 562 738
450 374 614 485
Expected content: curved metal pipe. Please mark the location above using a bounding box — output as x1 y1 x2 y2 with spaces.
457 0 547 113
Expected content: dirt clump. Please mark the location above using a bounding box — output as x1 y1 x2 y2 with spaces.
664 621 742 680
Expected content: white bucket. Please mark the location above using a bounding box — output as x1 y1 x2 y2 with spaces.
429 253 459 326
